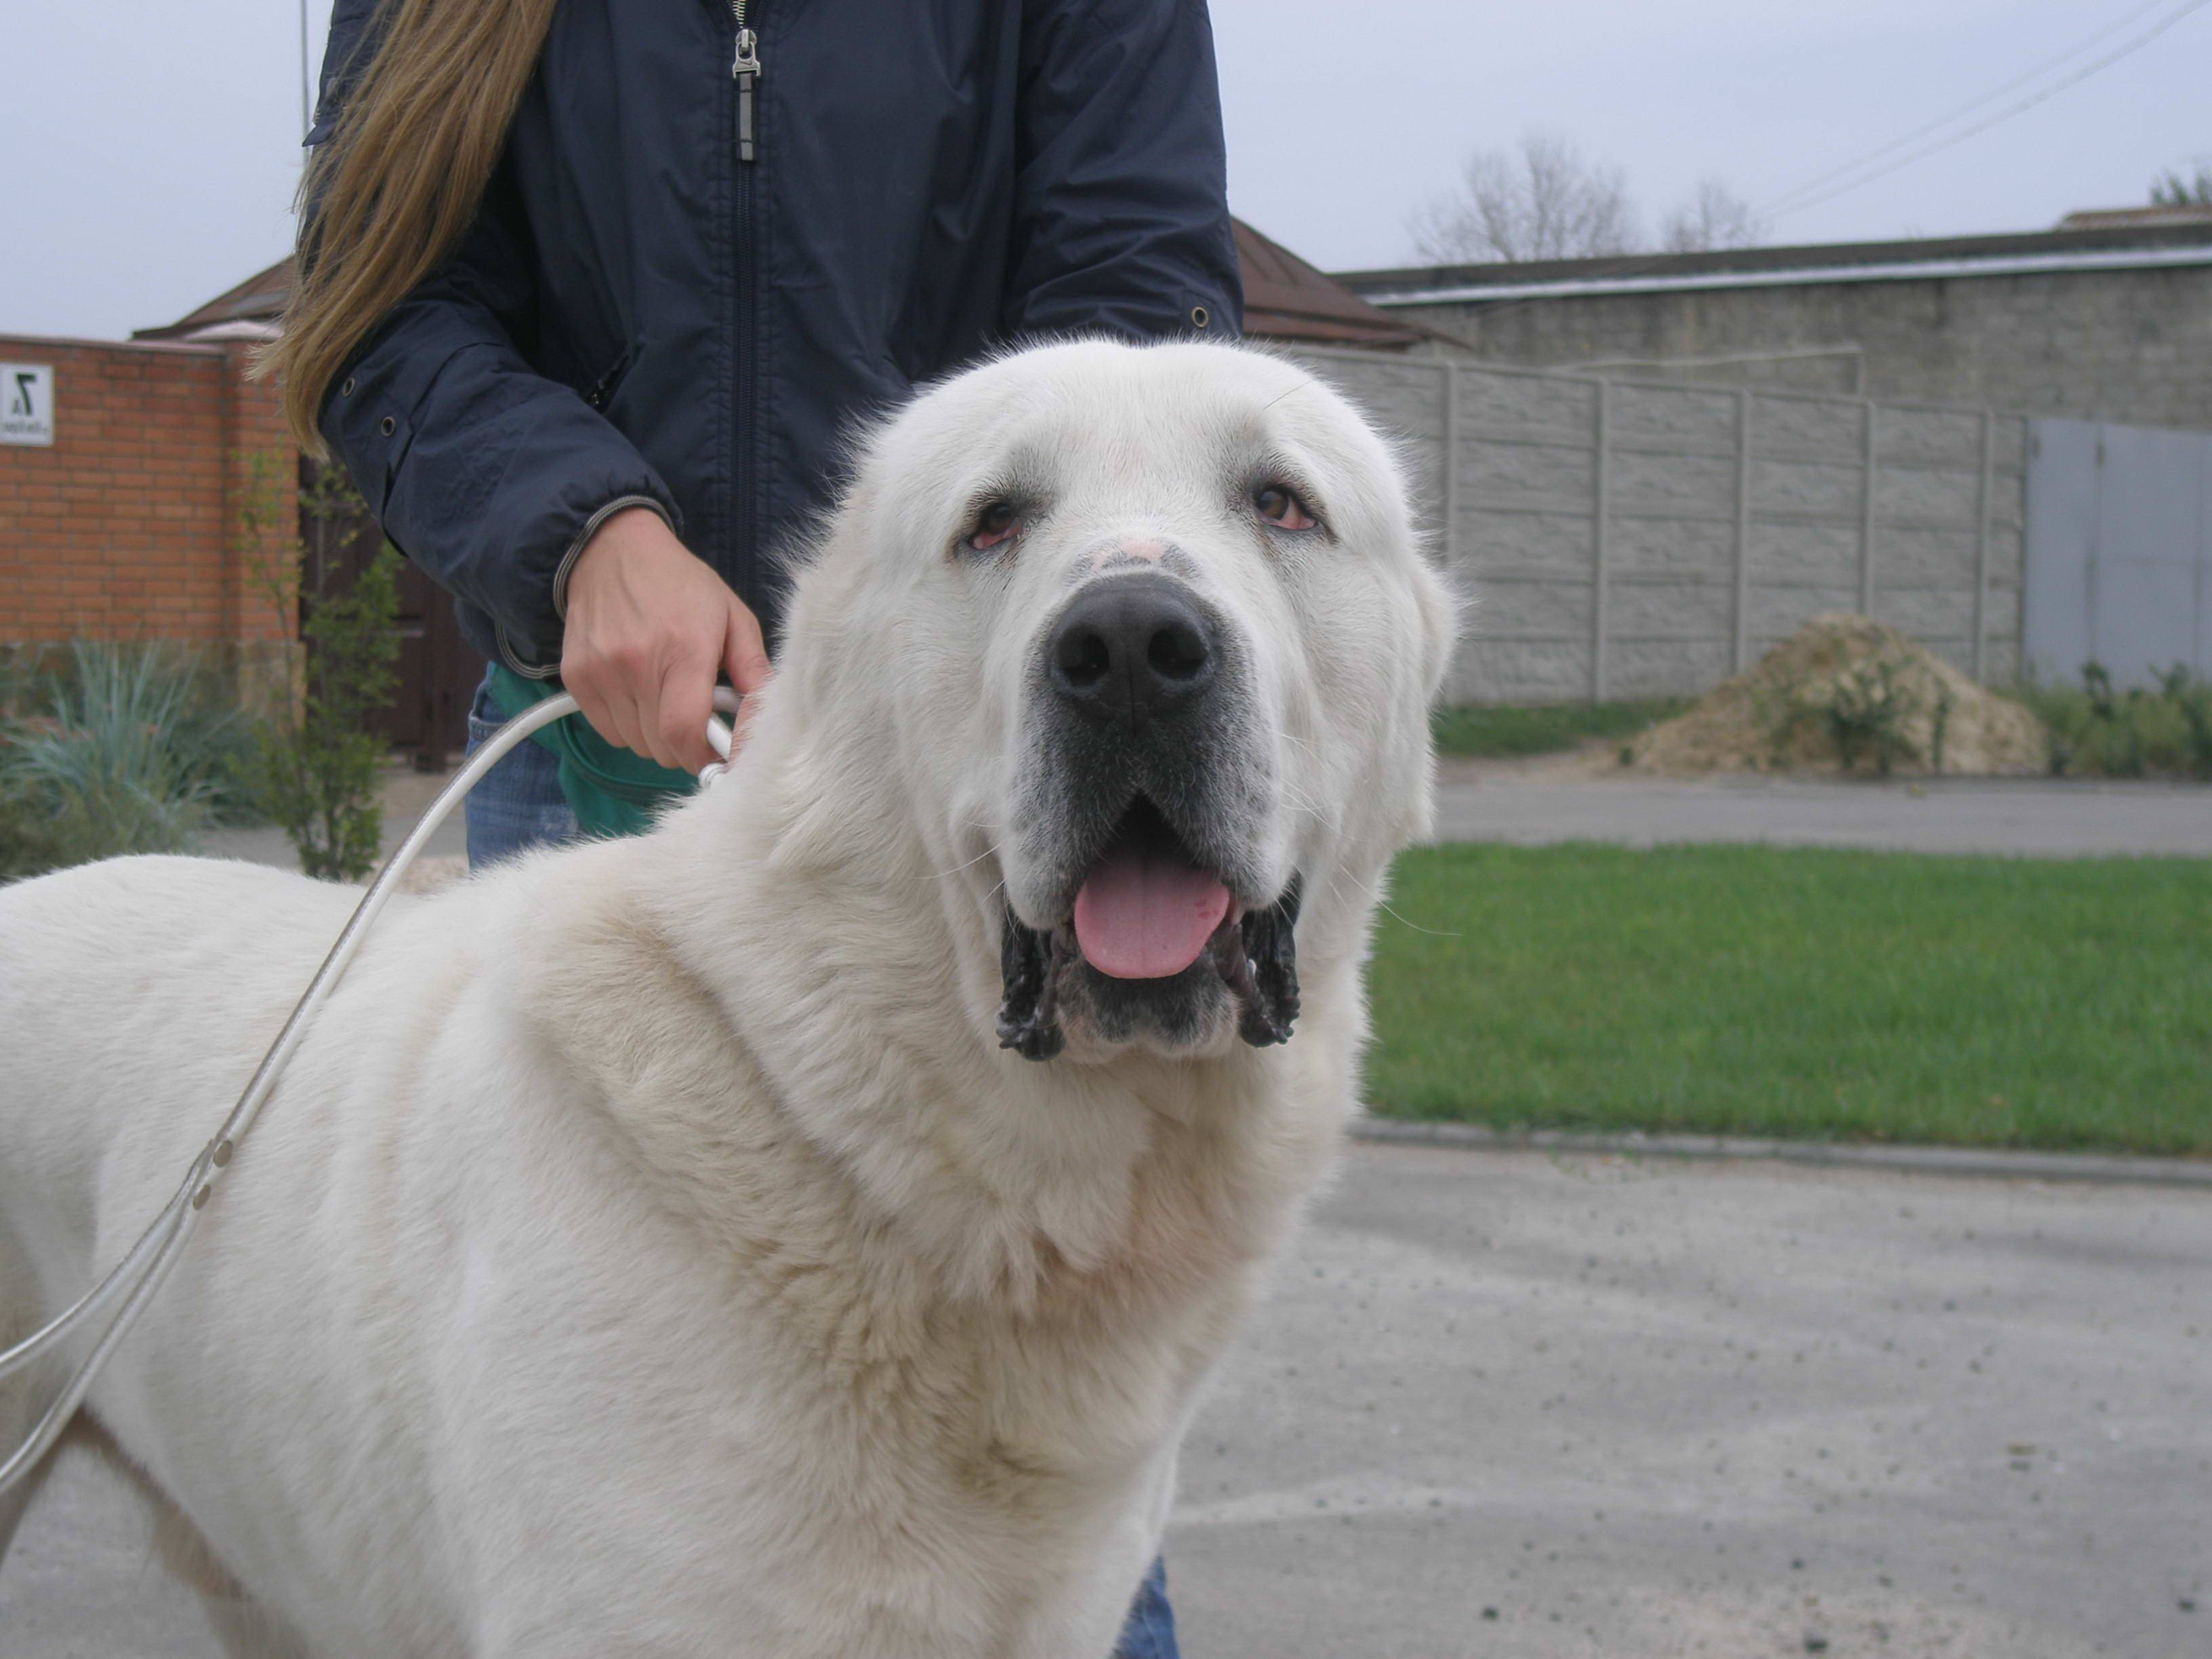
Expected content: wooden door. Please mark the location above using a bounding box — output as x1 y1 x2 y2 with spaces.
298 457 485 768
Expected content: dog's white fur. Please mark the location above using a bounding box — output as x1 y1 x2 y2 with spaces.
0 342 1451 1657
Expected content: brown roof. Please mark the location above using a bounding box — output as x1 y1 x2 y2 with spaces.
1231 220 1425 349
142 220 1423 350
2055 203 2212 232
134 257 295 340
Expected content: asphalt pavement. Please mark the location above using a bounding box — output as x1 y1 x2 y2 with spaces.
198 755 2212 878
1430 764 2212 858
7 1142 2207 1658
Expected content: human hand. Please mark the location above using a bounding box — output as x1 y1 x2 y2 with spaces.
560 506 772 773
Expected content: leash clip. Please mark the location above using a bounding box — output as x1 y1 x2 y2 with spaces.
699 687 745 790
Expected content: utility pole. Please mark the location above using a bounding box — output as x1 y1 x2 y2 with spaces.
298 0 312 140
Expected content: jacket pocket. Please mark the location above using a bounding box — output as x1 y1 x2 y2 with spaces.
375 412 414 520
582 344 636 413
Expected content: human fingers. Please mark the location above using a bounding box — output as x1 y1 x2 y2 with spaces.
650 646 718 775
721 595 773 695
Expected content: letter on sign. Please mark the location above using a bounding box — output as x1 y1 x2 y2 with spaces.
1 364 55 447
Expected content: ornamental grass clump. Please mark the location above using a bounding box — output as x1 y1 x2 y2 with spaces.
0 640 245 879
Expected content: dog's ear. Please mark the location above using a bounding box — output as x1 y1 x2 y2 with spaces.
1412 554 1462 708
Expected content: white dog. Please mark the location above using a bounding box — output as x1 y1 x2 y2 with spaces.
0 340 1452 1658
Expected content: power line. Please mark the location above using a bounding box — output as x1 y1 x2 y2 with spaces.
1759 0 2175 220
298 0 312 143
1765 0 2212 222
1393 0 2209 329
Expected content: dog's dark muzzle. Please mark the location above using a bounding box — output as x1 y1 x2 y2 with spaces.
1000 571 1284 1059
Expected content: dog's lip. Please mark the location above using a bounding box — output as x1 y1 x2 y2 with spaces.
1023 790 1269 931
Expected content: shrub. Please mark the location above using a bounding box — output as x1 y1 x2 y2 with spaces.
0 640 243 878
1762 653 1921 776
234 453 405 883
245 544 403 882
2018 663 2212 781
1818 658 1920 777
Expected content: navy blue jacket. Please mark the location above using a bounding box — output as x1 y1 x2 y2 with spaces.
311 0 1242 676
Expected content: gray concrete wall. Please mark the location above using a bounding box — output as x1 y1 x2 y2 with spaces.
1380 264 2212 430
1290 348 2025 705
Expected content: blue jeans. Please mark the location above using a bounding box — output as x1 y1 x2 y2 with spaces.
1114 1557 1180 1659
464 680 579 869
462 676 1183 1658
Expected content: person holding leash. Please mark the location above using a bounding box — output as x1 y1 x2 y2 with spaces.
271 1 1242 1651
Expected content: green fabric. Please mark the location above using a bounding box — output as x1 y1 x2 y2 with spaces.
487 662 697 839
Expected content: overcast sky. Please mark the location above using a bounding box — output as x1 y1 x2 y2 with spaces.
3 0 2205 341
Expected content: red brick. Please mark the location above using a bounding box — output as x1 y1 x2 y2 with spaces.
0 337 297 649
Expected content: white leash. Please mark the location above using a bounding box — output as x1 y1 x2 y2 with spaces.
0 689 739 1495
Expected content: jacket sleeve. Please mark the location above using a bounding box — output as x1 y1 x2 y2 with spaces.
306 0 678 676
1003 0 1243 342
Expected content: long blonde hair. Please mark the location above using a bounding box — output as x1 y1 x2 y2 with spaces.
264 0 562 451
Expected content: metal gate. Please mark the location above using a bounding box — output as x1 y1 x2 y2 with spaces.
2024 419 2212 689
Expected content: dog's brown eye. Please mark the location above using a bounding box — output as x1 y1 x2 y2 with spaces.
1253 485 1316 531
967 501 1022 552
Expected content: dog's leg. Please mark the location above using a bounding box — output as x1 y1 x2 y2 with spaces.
146 1486 276 1658
0 1404 49 1574
0 1248 61 1573
149 1477 312 1659
192 1588 314 1659
69 1420 313 1659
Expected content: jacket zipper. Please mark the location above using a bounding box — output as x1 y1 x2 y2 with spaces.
731 1 761 163
729 0 761 609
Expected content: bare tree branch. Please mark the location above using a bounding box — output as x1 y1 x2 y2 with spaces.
1659 179 1769 253
1409 133 1642 264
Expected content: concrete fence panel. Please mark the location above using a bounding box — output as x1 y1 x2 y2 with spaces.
1291 346 2028 703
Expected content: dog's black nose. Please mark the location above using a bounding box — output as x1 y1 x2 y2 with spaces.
1046 574 1216 725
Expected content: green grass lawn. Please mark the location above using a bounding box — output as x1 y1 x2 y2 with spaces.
1431 699 1688 760
1365 844 2212 1155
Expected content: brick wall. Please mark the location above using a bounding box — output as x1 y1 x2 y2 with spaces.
0 333 297 670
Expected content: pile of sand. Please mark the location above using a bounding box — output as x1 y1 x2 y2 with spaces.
1628 614 2048 777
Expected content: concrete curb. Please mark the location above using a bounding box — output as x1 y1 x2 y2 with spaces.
1351 1117 2212 1188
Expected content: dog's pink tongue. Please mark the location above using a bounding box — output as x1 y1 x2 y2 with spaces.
1073 842 1231 979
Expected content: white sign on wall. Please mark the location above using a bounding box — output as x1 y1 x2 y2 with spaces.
1 363 55 447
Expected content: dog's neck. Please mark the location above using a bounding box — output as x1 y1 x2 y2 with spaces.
608 691 1359 1323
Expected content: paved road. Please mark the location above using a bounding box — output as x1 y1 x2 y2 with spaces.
201 760 470 873
202 758 2212 875
1433 766 2212 857
7 1143 2206 1658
